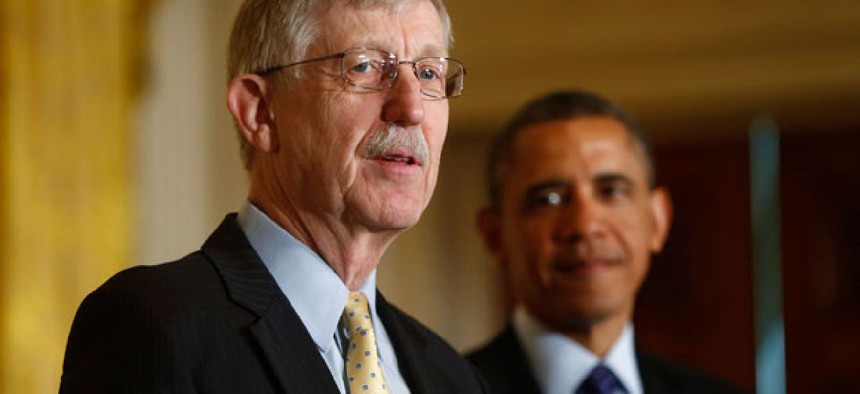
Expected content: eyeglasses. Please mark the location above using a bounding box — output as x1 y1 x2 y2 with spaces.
256 47 466 99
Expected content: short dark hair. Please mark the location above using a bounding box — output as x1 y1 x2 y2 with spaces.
485 90 654 207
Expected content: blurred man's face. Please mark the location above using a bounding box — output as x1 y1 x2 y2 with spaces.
267 0 449 234
480 117 670 331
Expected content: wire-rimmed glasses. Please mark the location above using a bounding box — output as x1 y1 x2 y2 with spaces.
256 47 466 99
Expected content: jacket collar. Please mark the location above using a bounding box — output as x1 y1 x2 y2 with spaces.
202 214 340 394
375 292 433 394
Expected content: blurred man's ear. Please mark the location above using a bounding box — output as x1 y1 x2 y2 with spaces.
476 206 506 265
226 74 279 154
648 187 673 253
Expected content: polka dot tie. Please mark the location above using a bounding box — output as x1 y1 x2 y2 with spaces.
343 292 390 394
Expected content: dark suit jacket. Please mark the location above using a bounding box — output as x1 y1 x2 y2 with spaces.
466 324 744 394
60 214 486 394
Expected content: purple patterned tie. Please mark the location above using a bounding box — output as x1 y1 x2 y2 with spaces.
575 364 626 394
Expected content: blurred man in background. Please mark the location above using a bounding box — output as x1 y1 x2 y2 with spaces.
60 0 483 393
468 91 742 394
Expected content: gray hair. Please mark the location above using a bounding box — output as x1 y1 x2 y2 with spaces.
486 90 655 208
228 0 454 170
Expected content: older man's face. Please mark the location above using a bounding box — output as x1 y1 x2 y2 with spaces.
268 0 449 233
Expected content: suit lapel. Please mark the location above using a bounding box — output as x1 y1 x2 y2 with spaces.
485 324 542 394
249 299 340 394
636 352 673 394
638 353 656 393
203 214 340 394
375 292 434 394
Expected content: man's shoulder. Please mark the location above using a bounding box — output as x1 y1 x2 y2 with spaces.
465 324 541 394
61 248 278 393
377 297 488 393
90 213 256 313
465 323 519 362
102 252 216 292
637 351 748 394
105 252 212 287
379 299 460 357
83 252 228 320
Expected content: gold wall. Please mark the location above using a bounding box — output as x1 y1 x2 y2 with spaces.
1 1 858 393
0 1 150 393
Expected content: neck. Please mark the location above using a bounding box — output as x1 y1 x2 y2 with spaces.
563 313 628 358
248 173 400 291
531 305 632 359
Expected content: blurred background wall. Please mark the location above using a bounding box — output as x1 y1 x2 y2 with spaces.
1 0 858 393
1 1 149 393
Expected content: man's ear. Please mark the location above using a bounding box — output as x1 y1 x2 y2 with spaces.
226 74 279 153
476 206 506 265
648 187 673 253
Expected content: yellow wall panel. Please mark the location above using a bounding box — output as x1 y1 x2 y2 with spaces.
0 1 147 392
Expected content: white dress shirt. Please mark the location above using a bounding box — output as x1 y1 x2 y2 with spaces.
512 307 643 394
237 202 410 394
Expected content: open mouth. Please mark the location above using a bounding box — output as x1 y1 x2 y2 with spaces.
377 151 422 166
362 125 430 168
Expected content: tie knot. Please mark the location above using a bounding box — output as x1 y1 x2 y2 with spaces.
343 292 373 336
577 364 626 394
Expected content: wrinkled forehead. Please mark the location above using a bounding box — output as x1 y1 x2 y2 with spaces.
312 0 449 54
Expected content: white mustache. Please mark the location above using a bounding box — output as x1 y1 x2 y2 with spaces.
363 123 430 166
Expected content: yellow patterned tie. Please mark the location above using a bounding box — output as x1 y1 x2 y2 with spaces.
343 292 390 394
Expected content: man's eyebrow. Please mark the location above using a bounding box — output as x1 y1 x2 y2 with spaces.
594 173 635 187
414 43 447 57
523 179 569 195
352 42 446 59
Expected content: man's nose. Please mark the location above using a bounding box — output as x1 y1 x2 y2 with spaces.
381 65 425 126
554 192 605 242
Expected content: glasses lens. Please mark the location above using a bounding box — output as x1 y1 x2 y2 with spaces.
444 59 465 98
341 48 393 90
415 58 464 99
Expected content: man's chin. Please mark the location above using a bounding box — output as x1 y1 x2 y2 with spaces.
541 300 628 331
354 205 425 233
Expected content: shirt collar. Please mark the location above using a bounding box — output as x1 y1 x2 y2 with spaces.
237 202 378 352
604 320 642 394
512 307 643 394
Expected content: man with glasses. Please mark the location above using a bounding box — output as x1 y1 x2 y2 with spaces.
60 1 481 393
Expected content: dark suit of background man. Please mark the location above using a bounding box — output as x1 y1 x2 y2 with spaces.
60 0 483 393
467 91 744 394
